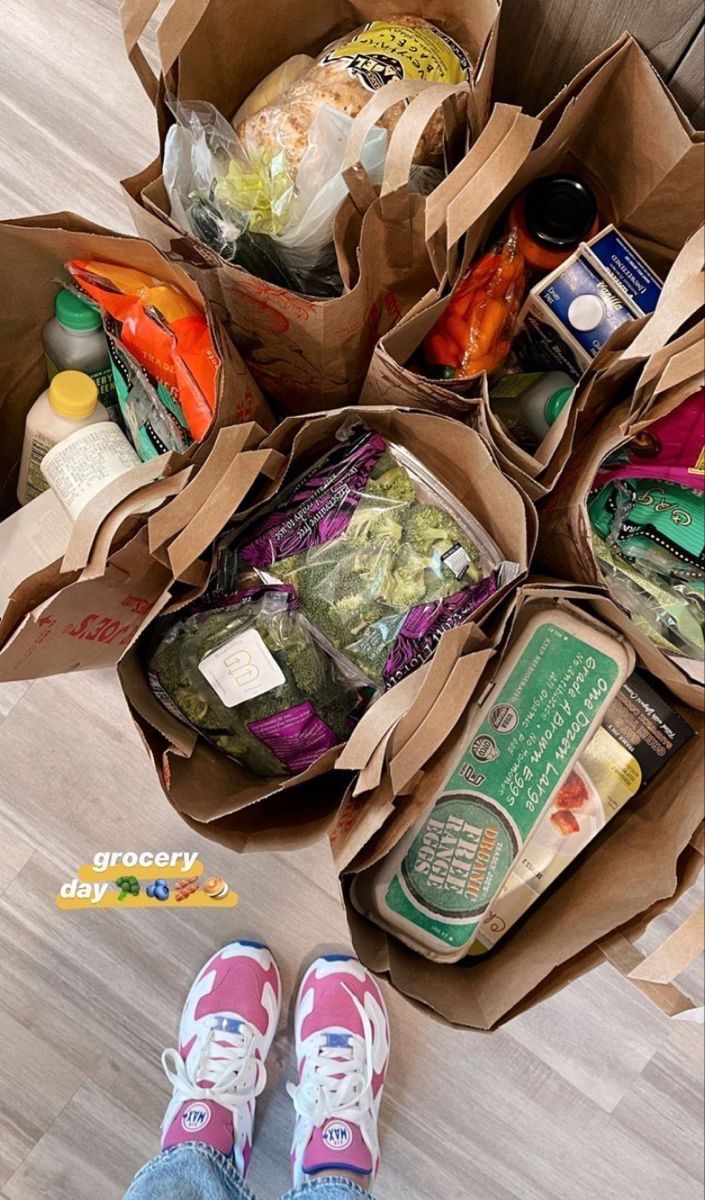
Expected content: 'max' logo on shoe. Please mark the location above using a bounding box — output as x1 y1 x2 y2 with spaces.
181 1102 212 1133
322 1121 353 1151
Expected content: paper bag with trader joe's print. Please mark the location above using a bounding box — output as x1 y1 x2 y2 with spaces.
116 405 534 853
0 212 273 682
360 34 705 501
538 310 704 711
119 0 507 413
337 582 704 1029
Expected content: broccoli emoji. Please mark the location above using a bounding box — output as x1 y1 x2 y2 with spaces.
115 875 140 902
147 879 170 902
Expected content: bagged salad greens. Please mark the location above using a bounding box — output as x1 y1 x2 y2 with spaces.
148 585 364 777
237 424 514 688
163 17 470 295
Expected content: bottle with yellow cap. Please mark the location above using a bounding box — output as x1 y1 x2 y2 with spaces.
17 369 109 505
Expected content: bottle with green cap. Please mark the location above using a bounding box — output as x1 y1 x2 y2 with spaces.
43 288 117 418
490 371 575 449
17 370 110 505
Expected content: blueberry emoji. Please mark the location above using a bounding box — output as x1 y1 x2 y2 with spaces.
148 878 170 902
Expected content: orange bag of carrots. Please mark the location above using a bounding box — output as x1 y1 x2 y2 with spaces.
423 232 526 379
67 261 219 443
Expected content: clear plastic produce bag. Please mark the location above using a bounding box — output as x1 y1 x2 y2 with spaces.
236 423 515 688
164 99 388 296
148 585 365 777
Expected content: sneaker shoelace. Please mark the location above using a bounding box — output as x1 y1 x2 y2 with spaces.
162 1022 267 1117
287 984 379 1169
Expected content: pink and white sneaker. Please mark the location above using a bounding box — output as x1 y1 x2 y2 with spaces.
161 941 281 1177
287 955 390 1187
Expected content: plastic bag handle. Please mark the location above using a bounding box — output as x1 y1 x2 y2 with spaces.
427 106 539 261
341 79 433 213
380 81 470 198
60 452 190 575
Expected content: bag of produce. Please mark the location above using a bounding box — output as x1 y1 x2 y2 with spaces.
121 0 503 412
67 260 220 458
0 213 271 684
148 584 365 777
161 18 472 296
116 406 532 853
237 422 515 688
360 35 704 501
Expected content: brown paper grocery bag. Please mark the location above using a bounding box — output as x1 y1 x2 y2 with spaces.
538 328 705 711
119 1 504 411
0 213 273 518
0 212 274 679
117 406 535 852
361 35 705 499
339 583 704 1028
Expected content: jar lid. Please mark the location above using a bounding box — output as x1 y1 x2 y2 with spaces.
544 386 574 426
48 370 99 420
524 175 598 250
55 288 102 332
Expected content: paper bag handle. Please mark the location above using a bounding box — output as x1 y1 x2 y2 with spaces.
380 81 470 198
425 105 539 276
598 824 704 1020
60 452 188 574
147 424 266 554
119 0 161 103
341 79 434 213
119 0 211 100
619 273 704 365
150 442 285 581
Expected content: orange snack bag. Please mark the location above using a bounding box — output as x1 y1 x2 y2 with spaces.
67 261 219 441
423 232 527 379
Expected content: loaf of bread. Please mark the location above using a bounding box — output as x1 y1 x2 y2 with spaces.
234 17 474 178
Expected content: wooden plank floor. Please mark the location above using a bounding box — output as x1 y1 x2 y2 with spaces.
0 4 703 1199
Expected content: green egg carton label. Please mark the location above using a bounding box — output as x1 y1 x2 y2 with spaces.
386 621 622 948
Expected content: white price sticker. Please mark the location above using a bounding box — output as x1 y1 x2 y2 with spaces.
198 628 285 708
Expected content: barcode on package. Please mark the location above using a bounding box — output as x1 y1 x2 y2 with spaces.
441 543 471 579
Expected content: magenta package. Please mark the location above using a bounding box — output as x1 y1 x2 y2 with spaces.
595 388 705 492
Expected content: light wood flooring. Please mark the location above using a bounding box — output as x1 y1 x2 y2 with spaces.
0 3 703 1198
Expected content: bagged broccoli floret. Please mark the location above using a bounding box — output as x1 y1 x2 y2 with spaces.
238 426 508 688
148 585 363 777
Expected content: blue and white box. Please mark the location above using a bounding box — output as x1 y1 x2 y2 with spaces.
513 226 663 381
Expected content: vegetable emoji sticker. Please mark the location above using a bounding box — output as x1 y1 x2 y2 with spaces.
115 875 140 902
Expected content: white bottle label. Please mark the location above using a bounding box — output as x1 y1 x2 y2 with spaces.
199 629 285 708
40 423 141 520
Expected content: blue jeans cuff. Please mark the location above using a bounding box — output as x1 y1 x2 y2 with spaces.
124 1142 255 1200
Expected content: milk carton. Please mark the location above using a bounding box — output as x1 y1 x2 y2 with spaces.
512 227 662 381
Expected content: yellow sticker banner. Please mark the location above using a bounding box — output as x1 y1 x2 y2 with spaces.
56 887 238 910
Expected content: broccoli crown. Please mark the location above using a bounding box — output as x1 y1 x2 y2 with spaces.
366 462 417 504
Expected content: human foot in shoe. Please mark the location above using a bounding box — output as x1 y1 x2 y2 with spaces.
161 940 281 1177
287 954 390 1188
